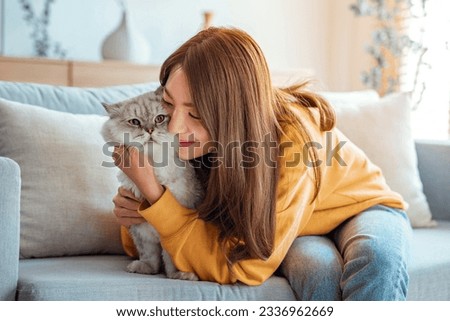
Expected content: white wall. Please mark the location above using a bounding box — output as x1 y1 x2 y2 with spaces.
223 0 372 91
326 0 374 91
2 0 373 91
0 0 4 55
226 0 329 84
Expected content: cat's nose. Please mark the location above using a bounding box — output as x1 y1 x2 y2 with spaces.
146 128 154 134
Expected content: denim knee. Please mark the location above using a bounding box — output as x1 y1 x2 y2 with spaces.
340 236 409 300
281 236 342 301
335 206 412 300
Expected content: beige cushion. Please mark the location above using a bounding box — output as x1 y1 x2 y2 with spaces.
0 98 123 258
332 92 434 227
321 89 381 108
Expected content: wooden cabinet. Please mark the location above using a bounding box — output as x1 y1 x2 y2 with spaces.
0 56 161 87
0 56 313 88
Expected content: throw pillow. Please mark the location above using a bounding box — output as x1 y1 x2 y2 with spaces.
321 90 380 108
333 92 435 227
0 98 124 258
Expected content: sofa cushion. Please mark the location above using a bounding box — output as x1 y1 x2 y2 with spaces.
0 98 123 258
331 92 434 227
407 220 450 300
16 222 450 301
17 255 296 300
16 221 450 300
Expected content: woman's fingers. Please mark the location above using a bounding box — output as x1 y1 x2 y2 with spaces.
113 189 140 212
112 187 146 227
118 186 141 202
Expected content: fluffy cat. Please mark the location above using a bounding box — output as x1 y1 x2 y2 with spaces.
101 88 203 281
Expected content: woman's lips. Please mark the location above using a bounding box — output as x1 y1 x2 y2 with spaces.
179 141 195 148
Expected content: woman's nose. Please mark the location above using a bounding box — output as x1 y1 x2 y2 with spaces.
167 110 186 134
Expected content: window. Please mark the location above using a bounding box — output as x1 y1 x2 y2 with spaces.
402 0 450 140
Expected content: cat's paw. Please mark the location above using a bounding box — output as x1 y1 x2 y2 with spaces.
167 271 199 281
126 260 159 275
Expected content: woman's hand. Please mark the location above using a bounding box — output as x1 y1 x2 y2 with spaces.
112 187 146 227
113 145 165 204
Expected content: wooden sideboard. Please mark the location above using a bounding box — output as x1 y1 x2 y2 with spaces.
0 56 313 88
0 56 161 87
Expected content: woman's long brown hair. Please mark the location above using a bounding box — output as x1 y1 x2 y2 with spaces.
160 27 335 267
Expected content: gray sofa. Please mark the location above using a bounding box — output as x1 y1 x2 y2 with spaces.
0 80 449 301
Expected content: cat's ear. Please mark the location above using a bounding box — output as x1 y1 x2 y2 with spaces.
155 86 164 96
102 102 119 115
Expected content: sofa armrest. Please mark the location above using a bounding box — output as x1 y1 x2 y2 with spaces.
415 140 450 221
0 156 21 300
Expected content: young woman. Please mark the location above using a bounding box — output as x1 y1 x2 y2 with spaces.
112 27 412 300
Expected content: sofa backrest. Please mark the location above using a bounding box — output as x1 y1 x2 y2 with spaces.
0 81 159 115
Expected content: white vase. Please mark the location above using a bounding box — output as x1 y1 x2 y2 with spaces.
101 10 151 64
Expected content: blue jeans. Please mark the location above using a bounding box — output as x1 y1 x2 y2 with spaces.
280 205 412 300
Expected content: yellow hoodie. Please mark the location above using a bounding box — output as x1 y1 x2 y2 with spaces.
121 107 407 285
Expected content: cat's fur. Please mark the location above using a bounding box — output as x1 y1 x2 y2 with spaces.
101 88 203 281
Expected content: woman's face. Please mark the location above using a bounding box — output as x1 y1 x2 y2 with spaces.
162 68 212 160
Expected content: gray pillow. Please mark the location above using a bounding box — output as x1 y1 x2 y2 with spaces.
0 98 123 258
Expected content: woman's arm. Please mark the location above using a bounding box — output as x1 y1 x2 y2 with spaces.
120 140 315 285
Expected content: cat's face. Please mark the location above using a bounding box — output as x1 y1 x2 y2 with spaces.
101 89 171 146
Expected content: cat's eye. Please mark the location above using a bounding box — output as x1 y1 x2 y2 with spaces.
154 114 166 124
128 119 141 126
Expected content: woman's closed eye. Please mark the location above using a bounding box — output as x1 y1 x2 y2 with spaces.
188 112 201 120
162 98 201 120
